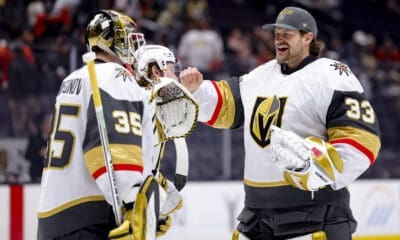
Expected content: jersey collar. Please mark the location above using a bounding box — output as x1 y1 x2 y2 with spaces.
280 55 318 75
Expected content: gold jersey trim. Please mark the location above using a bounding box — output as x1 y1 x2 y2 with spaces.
211 81 236 128
244 178 289 187
328 126 381 160
38 195 105 218
84 144 143 175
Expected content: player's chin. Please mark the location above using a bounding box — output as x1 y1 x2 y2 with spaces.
276 56 286 64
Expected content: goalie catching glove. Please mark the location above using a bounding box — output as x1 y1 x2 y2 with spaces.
270 126 344 191
151 77 199 142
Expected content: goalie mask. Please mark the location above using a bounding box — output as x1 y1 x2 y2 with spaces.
86 10 145 66
135 44 180 88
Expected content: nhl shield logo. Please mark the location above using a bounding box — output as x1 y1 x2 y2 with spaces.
250 96 286 148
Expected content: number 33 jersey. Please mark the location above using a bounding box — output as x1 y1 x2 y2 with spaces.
37 62 155 239
193 57 381 208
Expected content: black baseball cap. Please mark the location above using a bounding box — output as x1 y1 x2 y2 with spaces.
263 7 318 37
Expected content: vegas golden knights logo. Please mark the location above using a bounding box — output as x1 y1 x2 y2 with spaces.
250 96 287 147
277 9 294 21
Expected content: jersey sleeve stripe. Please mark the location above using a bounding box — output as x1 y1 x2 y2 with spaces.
328 126 381 164
330 138 375 164
206 80 223 126
206 80 237 128
84 144 143 177
92 164 143 179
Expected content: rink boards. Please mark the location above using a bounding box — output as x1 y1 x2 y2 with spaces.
1 180 399 240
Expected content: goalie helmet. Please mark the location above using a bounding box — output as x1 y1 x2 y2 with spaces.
85 10 145 66
135 44 178 88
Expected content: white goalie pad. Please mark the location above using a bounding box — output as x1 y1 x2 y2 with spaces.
151 77 199 142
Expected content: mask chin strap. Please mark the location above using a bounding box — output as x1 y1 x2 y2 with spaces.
96 41 125 64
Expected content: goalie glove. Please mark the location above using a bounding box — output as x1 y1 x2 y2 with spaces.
108 185 140 240
156 216 172 237
151 77 199 142
158 173 183 217
109 176 159 240
151 173 182 237
270 126 344 191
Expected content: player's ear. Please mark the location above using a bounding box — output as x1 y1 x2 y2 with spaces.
150 65 162 79
304 32 314 44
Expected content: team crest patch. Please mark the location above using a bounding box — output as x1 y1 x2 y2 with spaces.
330 62 351 76
115 67 133 82
249 96 287 148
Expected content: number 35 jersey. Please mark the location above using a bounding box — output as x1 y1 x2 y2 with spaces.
37 62 155 239
193 57 381 208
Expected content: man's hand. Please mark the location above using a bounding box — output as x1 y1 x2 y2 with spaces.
270 126 344 191
179 67 203 93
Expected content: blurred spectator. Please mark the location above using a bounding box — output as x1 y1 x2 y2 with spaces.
178 17 224 79
0 142 31 184
375 36 400 63
295 0 341 11
140 0 165 21
0 38 12 90
27 0 46 28
114 0 142 19
0 0 27 38
7 43 40 137
38 35 69 112
184 0 210 29
224 28 257 76
51 0 80 16
253 26 275 66
387 0 400 14
157 0 182 28
152 0 184 49
24 111 51 183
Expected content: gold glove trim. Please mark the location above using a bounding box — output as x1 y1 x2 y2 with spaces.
308 137 343 181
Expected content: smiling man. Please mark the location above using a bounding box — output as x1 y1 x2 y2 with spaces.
179 6 381 240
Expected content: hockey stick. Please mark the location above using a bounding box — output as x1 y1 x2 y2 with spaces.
82 52 122 225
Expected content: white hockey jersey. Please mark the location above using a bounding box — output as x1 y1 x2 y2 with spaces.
37 62 155 239
193 57 381 208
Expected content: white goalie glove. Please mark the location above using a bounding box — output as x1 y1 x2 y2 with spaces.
158 173 183 217
151 77 199 142
270 126 344 191
156 173 183 237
